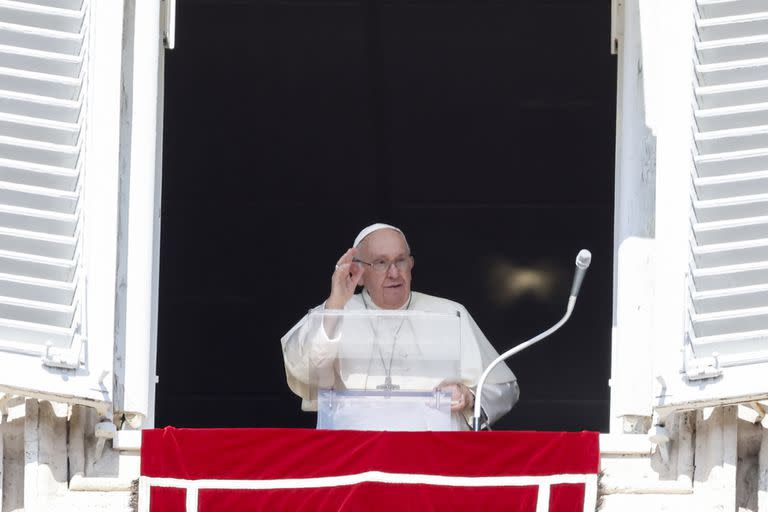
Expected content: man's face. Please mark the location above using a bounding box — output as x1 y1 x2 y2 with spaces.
357 229 413 309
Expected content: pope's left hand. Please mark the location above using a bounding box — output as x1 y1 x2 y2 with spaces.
438 381 474 412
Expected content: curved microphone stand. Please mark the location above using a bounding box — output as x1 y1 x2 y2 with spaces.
472 249 591 431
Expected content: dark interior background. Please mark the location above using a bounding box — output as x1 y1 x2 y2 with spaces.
156 0 616 431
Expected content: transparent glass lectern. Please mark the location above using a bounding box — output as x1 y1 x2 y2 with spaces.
301 310 461 431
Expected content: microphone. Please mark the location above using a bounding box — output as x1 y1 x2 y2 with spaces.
569 249 592 298
472 249 592 431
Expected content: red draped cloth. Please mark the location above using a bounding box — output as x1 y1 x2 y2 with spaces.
140 428 599 512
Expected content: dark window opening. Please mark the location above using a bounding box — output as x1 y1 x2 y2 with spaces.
156 0 616 431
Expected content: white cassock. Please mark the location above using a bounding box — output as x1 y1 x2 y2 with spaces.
281 290 519 430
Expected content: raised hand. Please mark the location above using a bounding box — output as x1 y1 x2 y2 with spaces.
325 248 365 309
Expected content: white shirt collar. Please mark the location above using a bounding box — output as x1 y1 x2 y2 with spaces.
362 289 412 310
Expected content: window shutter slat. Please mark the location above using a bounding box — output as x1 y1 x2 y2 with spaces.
0 0 84 367
688 0 768 375
0 0 122 411
698 0 768 19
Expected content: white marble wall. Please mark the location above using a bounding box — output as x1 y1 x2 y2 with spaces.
0 399 139 512
601 405 768 512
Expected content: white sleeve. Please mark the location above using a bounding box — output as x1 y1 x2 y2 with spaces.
280 304 343 405
459 381 519 428
457 303 518 426
307 310 342 369
474 381 520 427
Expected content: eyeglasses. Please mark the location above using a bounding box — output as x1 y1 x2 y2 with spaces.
353 256 412 273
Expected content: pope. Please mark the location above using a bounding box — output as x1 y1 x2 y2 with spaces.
281 223 519 430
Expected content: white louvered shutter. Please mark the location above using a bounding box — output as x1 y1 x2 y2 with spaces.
655 0 768 412
0 0 116 408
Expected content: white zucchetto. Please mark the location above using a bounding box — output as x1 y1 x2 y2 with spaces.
353 223 406 248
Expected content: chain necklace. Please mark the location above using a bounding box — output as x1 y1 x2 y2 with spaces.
361 291 413 391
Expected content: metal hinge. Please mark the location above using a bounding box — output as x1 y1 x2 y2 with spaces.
685 354 722 381
610 0 624 54
41 336 85 370
162 0 176 50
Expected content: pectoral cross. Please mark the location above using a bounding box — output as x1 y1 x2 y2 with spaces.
376 376 399 391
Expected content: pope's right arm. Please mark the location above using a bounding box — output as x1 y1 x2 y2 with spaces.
281 248 363 402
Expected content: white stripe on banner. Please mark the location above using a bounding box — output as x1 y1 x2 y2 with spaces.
140 472 598 512
535 482 551 512
185 483 198 512
583 474 598 511
147 471 590 490
138 476 151 512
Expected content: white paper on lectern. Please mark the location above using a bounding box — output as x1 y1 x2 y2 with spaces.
317 389 454 431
